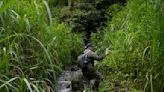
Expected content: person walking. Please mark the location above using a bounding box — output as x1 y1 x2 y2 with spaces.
77 43 110 91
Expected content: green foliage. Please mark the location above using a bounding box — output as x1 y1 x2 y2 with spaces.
59 0 104 32
57 0 126 44
0 0 16 15
157 0 164 91
0 0 163 92
58 0 125 31
0 0 83 91
92 0 163 91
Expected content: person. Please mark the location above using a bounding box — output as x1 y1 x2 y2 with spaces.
79 43 110 91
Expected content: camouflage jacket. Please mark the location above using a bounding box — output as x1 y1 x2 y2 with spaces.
83 49 104 66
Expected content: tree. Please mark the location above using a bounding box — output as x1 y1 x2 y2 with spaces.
59 0 126 44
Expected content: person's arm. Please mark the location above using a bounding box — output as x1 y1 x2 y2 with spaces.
89 51 104 61
89 48 110 61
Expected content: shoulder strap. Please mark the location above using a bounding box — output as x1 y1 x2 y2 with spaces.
84 50 90 60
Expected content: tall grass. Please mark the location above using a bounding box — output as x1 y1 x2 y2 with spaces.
0 0 83 91
91 0 163 91
157 0 164 91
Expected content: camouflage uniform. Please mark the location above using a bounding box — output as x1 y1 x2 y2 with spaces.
82 49 104 89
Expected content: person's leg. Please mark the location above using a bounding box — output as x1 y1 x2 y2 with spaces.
83 76 90 90
87 64 103 80
87 64 103 91
83 63 103 91
95 71 103 81
93 71 104 91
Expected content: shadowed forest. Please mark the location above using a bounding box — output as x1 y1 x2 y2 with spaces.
0 0 164 92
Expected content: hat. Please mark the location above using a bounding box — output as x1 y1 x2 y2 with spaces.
85 43 93 49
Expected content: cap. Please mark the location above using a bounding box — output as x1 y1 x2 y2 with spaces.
85 43 93 49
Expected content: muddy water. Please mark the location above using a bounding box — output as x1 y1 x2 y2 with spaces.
57 66 83 92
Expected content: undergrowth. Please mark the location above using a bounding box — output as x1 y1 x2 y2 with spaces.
0 0 163 92
0 0 83 91
92 0 164 91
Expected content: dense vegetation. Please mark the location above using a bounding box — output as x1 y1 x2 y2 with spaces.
54 0 126 44
0 0 163 92
92 0 164 91
0 0 83 91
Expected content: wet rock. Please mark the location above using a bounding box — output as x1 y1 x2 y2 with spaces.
57 66 84 92
71 80 84 91
71 66 79 71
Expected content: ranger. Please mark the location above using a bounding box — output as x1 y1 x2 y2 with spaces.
77 43 110 91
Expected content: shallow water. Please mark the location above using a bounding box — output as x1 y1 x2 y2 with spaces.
57 66 83 92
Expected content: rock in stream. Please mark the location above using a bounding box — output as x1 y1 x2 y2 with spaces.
57 66 84 92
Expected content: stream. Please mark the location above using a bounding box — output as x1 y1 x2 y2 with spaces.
57 66 84 92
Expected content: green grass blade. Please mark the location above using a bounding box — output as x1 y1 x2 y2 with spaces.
24 15 31 32
43 0 52 25
0 0 16 15
0 77 19 90
23 78 33 92
30 83 40 92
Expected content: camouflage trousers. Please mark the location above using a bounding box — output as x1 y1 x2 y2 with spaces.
82 63 103 90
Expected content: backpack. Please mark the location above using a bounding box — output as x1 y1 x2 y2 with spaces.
77 51 89 69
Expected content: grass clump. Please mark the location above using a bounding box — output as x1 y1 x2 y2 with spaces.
92 0 163 91
0 0 83 91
